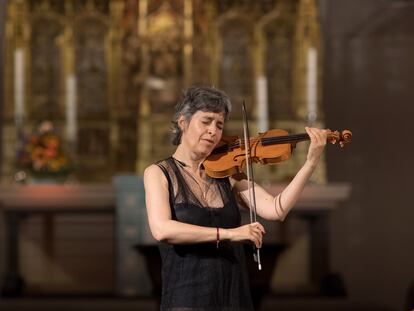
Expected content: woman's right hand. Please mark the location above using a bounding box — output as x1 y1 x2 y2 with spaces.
226 222 265 248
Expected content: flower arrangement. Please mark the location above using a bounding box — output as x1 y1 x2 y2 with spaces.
17 121 71 178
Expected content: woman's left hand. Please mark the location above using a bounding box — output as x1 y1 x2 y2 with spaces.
305 127 327 167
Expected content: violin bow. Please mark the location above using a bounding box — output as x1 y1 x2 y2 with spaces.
242 101 262 270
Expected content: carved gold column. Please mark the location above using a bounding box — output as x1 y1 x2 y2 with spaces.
294 0 322 123
183 0 193 87
208 1 219 86
294 0 326 183
108 0 125 172
253 10 278 182
254 12 278 133
136 0 150 173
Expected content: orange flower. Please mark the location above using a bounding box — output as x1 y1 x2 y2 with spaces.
17 121 70 175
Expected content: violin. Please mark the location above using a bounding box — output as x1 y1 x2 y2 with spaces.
203 128 352 178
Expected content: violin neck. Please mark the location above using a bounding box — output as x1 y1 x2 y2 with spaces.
261 133 310 146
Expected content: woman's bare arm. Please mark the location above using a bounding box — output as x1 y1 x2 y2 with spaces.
232 127 327 221
144 164 265 247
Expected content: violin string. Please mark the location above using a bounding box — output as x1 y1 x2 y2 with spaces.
234 134 308 147
223 133 311 150
222 131 341 150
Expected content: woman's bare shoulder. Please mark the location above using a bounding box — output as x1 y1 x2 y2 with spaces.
144 163 161 175
144 164 166 182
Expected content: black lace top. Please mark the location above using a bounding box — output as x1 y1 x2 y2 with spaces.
156 157 254 311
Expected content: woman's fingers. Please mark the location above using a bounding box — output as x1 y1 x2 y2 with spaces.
249 222 264 248
307 127 328 145
232 222 265 248
252 221 266 234
305 127 328 165
250 231 261 248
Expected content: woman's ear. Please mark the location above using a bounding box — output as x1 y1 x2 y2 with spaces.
178 115 187 132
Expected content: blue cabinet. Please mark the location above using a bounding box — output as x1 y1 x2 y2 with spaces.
114 175 154 297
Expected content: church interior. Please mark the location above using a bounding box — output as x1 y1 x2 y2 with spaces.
0 0 413 310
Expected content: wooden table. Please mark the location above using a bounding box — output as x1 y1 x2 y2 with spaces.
0 184 115 296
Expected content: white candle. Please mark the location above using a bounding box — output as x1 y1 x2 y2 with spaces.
306 47 318 123
66 75 77 142
14 48 25 122
256 75 268 132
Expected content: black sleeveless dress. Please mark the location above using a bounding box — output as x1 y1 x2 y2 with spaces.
156 157 254 311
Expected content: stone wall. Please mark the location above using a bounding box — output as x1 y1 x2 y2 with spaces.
319 0 414 310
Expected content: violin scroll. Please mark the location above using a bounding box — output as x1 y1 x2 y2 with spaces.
327 129 352 147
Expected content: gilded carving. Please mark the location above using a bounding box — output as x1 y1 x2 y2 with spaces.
136 0 189 173
75 17 108 118
263 3 296 119
30 16 64 119
2 0 325 183
218 16 253 118
147 1 183 114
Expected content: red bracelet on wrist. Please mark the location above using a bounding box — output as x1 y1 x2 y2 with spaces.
216 227 220 249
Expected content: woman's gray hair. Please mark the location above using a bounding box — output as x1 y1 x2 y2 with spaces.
171 86 232 145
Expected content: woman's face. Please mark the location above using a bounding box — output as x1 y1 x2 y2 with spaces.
180 110 225 158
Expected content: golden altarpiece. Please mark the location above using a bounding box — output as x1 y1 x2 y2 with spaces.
0 0 348 298
3 0 324 183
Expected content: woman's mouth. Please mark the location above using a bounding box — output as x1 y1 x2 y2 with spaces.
202 138 215 145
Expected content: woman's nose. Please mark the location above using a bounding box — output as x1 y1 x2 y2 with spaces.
208 124 217 135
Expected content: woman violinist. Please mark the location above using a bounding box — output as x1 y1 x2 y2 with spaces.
144 86 327 311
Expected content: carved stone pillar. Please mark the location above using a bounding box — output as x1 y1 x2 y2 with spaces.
0 0 7 174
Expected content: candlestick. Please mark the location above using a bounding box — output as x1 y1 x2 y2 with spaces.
66 74 77 143
306 47 317 124
256 75 268 132
14 48 25 124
